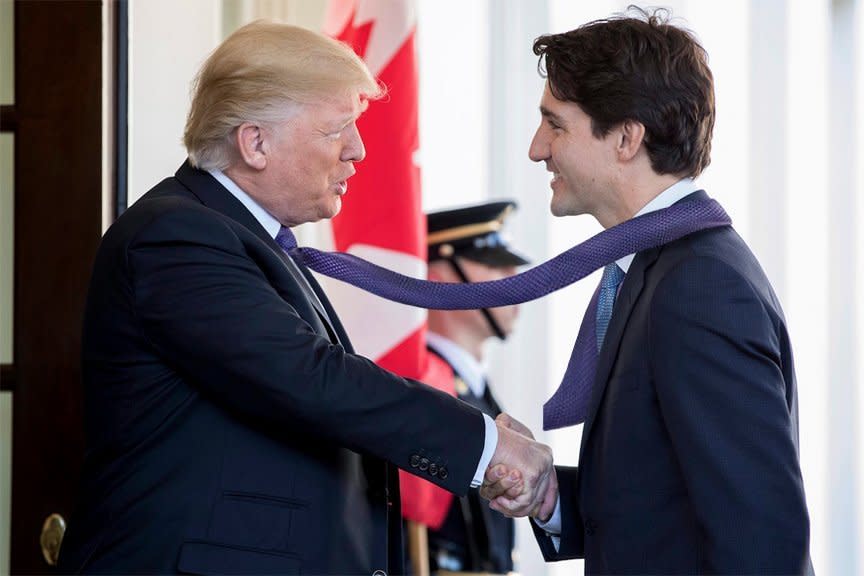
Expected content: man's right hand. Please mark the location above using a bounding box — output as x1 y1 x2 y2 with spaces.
484 417 555 519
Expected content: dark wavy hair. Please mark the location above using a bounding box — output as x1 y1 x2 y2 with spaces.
533 6 715 177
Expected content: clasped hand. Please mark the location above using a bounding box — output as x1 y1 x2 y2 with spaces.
480 413 558 522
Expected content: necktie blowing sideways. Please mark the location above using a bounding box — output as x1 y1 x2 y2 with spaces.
276 198 731 429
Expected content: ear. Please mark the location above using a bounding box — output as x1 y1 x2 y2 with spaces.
235 122 268 170
615 120 646 162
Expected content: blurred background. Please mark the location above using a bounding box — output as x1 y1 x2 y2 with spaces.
1 0 862 574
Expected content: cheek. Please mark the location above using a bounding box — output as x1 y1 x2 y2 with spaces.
550 140 572 172
299 147 337 182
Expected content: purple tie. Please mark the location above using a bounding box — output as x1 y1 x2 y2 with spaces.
275 198 731 429
542 263 626 430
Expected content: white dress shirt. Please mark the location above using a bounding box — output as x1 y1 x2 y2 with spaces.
535 178 700 546
208 169 497 488
426 332 488 398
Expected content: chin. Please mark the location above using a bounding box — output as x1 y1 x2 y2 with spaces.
325 198 343 219
549 188 571 217
550 199 572 217
550 193 586 218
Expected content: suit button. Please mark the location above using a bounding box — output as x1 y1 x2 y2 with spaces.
438 466 448 479
410 455 420 468
419 457 430 471
584 519 597 535
372 571 387 576
429 463 439 476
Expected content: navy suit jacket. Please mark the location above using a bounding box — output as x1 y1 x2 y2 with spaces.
58 162 485 575
532 191 811 574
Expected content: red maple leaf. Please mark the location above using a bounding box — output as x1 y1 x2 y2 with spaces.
335 9 374 59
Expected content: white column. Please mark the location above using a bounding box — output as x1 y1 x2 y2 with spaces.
787 0 831 571
830 1 861 573
485 3 553 574
856 0 864 567
748 0 789 298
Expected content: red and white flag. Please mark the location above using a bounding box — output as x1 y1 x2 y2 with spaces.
323 0 453 529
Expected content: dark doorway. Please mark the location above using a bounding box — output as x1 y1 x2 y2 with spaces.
3 1 120 572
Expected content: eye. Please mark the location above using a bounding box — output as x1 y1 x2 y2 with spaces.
546 118 562 131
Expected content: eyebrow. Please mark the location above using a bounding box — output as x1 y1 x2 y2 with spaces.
334 101 368 129
539 106 565 125
328 114 356 132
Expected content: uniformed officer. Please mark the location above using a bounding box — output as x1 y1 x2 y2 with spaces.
409 200 530 575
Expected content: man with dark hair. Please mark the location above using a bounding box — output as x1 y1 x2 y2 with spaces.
482 8 812 574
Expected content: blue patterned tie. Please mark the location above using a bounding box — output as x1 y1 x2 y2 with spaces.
275 198 731 429
596 263 625 351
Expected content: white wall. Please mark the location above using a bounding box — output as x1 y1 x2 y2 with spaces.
128 0 223 204
416 0 489 212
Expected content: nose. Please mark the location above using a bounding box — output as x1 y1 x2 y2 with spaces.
528 123 549 163
343 123 366 162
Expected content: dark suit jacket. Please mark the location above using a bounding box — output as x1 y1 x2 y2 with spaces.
532 191 811 574
58 162 485 575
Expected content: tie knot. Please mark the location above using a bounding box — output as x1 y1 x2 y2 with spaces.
601 263 624 290
275 226 298 251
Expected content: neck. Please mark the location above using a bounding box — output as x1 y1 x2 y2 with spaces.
223 165 254 195
427 316 486 362
599 171 684 228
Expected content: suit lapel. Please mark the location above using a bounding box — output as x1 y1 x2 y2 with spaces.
173 161 341 343
579 246 661 451
275 255 341 343
578 189 711 448
297 264 352 350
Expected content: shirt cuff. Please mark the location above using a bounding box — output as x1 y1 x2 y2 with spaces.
471 414 498 487
534 494 562 534
533 494 562 551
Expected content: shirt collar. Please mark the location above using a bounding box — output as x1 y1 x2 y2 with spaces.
209 169 282 239
426 332 487 398
616 178 699 273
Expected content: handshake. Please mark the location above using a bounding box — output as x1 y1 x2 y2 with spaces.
481 414 558 522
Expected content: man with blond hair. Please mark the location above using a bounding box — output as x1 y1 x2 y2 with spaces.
57 21 553 575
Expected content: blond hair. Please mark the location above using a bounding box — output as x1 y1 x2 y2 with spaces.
184 20 383 170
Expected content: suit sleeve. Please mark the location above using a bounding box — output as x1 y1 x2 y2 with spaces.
649 256 810 572
530 465 584 561
127 207 484 495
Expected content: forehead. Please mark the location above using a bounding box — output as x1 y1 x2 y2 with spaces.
305 91 367 124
